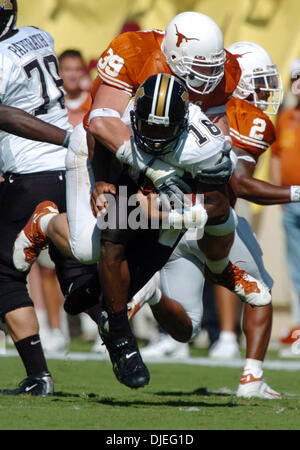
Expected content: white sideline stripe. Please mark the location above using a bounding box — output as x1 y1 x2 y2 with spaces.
1 349 300 371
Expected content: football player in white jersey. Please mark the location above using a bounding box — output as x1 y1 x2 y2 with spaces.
13 74 271 390
130 44 300 399
0 0 99 396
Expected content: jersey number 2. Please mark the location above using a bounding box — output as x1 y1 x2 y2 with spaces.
249 118 266 140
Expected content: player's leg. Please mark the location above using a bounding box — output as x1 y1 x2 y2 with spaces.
13 123 100 272
0 174 54 396
197 185 271 307
128 232 204 344
230 217 281 399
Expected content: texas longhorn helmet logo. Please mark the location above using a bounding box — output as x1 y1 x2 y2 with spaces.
0 0 13 9
175 24 200 48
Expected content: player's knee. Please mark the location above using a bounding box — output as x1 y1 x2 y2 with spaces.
66 123 88 161
70 240 99 265
204 208 237 237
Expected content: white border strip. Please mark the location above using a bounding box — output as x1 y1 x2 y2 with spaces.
1 350 300 371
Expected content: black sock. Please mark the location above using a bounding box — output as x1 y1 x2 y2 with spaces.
107 307 132 341
14 334 48 377
86 301 103 323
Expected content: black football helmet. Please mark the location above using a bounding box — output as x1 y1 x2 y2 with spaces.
0 0 17 40
131 73 189 155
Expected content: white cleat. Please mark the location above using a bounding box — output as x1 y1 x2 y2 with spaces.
204 262 271 307
140 333 189 359
236 371 282 399
13 201 58 272
127 272 161 320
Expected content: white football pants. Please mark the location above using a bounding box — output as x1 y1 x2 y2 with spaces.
159 216 273 341
65 123 100 264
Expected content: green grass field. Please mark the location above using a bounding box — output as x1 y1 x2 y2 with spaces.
1 345 300 431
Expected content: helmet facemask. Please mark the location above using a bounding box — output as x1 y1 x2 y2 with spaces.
131 110 188 155
235 66 283 115
164 44 226 95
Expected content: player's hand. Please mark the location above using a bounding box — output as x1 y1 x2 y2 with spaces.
158 177 193 210
91 181 116 218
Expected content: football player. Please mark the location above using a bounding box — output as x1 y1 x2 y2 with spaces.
84 12 264 388
0 0 100 396
130 43 300 399
13 74 271 389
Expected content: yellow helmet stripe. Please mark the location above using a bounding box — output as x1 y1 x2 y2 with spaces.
156 74 170 117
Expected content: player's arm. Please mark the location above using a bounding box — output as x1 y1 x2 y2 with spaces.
206 111 230 135
0 104 70 147
88 83 131 152
229 146 299 204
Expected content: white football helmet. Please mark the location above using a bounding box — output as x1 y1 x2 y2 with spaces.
162 12 226 95
227 41 283 115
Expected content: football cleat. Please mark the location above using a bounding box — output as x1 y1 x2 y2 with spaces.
279 326 300 345
13 201 59 272
236 371 282 399
127 273 161 320
204 262 271 306
98 313 150 389
0 371 54 396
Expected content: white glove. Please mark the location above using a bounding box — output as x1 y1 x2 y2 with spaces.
168 203 208 229
145 158 184 188
116 138 184 188
116 138 153 173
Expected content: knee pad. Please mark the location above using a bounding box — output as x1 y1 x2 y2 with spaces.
64 272 101 315
67 122 88 161
204 208 237 236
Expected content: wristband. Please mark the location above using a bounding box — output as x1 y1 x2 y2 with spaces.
62 130 72 148
290 186 300 202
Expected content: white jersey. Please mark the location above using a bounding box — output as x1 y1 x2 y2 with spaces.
0 27 72 174
122 101 226 178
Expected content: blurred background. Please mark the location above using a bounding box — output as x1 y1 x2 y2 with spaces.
16 0 300 349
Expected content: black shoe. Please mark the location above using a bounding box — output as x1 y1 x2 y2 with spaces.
98 312 150 389
0 371 54 396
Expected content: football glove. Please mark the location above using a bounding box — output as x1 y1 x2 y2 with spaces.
197 135 234 185
158 178 193 211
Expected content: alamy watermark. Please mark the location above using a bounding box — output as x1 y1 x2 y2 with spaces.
96 186 205 233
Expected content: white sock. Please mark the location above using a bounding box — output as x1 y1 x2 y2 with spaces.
206 257 229 274
149 287 162 306
219 331 237 342
243 358 263 378
39 213 58 235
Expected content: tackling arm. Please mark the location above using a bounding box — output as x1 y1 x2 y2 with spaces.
0 104 69 147
206 111 230 135
230 146 297 205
